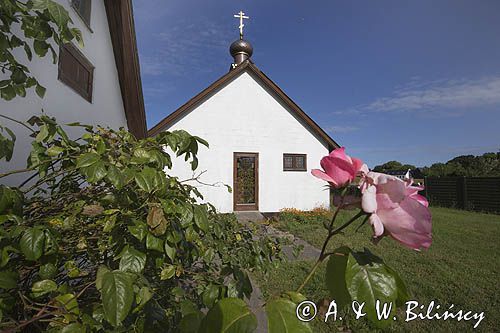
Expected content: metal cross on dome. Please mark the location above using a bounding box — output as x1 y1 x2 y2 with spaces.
233 11 249 39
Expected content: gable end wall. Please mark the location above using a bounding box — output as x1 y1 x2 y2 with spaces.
164 70 330 213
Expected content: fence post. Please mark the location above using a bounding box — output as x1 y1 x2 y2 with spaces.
461 176 468 210
423 176 428 199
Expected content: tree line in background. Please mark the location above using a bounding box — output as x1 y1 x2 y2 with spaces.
373 152 500 178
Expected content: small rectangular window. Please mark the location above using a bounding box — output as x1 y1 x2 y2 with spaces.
71 0 92 27
58 43 94 102
283 153 307 172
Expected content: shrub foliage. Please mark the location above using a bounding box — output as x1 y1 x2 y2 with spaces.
0 116 283 331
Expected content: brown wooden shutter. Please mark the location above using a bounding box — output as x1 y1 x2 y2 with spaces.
58 43 94 102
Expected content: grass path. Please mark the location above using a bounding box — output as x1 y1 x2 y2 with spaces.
255 207 500 332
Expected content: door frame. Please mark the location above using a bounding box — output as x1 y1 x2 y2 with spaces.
233 152 259 211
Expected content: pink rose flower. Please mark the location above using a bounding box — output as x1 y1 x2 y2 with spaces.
360 172 432 250
312 147 367 188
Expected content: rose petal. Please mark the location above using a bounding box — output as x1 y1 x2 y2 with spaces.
369 214 384 237
311 169 338 186
329 147 347 161
376 174 407 203
351 157 364 173
320 156 356 186
361 184 377 213
411 193 429 207
376 197 432 250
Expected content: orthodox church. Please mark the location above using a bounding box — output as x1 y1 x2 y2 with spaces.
149 12 339 213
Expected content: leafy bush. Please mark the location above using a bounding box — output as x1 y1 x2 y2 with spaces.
0 116 283 331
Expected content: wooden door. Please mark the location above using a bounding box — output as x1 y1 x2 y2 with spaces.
233 152 259 211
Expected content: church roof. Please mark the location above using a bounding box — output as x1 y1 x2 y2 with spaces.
104 0 147 139
147 60 340 150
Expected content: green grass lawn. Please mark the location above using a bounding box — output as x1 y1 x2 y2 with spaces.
255 207 500 332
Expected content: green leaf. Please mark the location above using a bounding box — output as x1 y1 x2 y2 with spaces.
179 311 203 333
25 77 37 88
202 284 220 309
35 84 46 98
127 221 147 241
1 86 16 101
81 161 107 183
46 145 64 157
76 152 100 168
146 233 164 252
55 293 80 315
345 249 398 328
0 185 23 215
32 0 49 10
39 262 57 279
200 298 257 333
325 246 351 309
160 265 175 280
134 166 164 193
102 214 117 232
265 298 312 333
46 0 71 27
177 202 194 227
386 265 410 307
101 271 134 327
0 271 18 289
20 228 45 261
11 69 27 84
106 165 126 189
164 242 176 262
193 205 209 232
24 43 33 61
0 246 17 267
71 28 84 48
95 266 110 291
33 40 49 57
31 279 57 298
14 85 26 97
119 246 146 273
0 126 16 161
135 286 152 310
282 291 307 304
35 124 49 142
61 323 84 333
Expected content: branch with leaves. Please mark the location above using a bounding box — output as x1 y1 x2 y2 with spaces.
0 0 83 101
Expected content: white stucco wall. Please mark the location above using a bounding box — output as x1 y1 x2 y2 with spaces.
0 0 126 186
164 70 331 213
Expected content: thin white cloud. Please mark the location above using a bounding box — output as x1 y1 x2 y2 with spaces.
335 76 500 115
353 144 499 155
139 20 232 77
326 125 359 133
142 81 176 97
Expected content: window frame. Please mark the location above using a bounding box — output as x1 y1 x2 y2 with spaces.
283 153 307 172
58 42 95 103
70 0 92 31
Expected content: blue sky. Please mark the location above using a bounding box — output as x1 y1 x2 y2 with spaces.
132 0 500 168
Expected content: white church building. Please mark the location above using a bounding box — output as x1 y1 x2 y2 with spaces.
149 16 340 213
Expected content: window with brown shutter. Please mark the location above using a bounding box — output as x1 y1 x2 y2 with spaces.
283 153 307 171
58 43 94 102
71 0 92 28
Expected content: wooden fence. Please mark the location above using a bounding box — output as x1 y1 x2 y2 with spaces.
423 177 500 213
